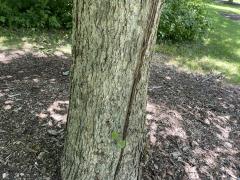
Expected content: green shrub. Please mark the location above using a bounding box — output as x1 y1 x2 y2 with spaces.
0 0 72 29
158 0 211 42
0 0 210 36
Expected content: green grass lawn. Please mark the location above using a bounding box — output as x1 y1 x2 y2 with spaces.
156 1 240 84
0 28 71 54
1 1 239 84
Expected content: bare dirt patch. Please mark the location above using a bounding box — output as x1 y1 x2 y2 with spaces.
0 51 239 179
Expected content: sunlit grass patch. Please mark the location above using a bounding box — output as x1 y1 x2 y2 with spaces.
156 1 240 84
0 28 71 55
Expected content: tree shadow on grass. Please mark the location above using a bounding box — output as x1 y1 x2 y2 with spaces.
217 0 240 6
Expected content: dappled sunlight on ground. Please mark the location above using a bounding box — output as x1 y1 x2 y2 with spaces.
160 110 187 140
143 62 240 179
146 102 188 147
36 100 69 126
0 50 27 64
0 49 70 64
0 28 71 56
0 43 239 178
0 50 70 179
146 102 158 145
184 163 200 180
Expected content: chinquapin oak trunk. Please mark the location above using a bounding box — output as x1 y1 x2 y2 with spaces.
61 1 163 179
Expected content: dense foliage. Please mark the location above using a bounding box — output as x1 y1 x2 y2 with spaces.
0 0 210 41
158 0 211 41
0 0 72 28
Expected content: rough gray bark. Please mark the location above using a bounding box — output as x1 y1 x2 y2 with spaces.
61 1 162 179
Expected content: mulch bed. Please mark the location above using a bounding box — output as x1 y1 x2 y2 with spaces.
0 51 70 179
0 51 239 179
143 58 240 179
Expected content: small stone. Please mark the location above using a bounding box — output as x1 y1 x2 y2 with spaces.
37 152 46 160
2 173 9 179
13 107 22 113
224 142 232 149
204 118 211 125
182 146 189 152
43 177 51 180
191 140 199 147
48 121 53 127
172 151 181 158
47 129 59 136
165 76 171 80
0 129 7 133
177 156 183 161
189 158 197 165
20 173 24 176
62 71 70 76
15 141 22 145
146 114 154 120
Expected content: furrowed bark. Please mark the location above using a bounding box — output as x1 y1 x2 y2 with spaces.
61 1 162 179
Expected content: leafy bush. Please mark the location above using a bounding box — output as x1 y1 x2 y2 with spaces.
158 0 211 41
0 0 210 37
0 0 72 29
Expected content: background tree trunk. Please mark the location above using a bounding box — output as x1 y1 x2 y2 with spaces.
61 1 162 179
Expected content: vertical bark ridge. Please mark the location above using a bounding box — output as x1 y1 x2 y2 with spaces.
61 1 163 179
113 1 162 179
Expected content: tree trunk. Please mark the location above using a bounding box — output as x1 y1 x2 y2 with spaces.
61 1 162 179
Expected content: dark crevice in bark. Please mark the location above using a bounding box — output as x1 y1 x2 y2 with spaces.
65 0 78 130
113 1 160 179
61 0 82 178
